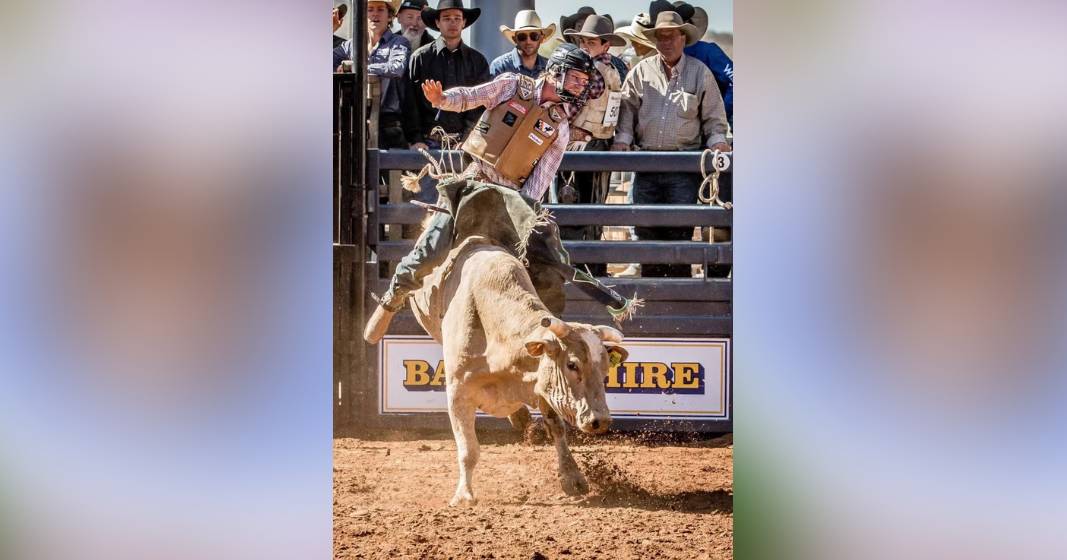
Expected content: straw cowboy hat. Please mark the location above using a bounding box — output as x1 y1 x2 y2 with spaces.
499 10 556 44
563 14 625 47
641 11 701 47
421 0 480 30
615 12 655 50
368 0 403 14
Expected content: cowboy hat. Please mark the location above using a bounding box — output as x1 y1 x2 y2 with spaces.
563 14 625 47
641 11 700 47
499 10 556 44
559 7 597 33
672 1 709 38
615 12 656 50
421 0 480 31
368 0 403 14
649 0 692 23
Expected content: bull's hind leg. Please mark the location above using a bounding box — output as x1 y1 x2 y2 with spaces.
538 398 589 496
447 379 479 507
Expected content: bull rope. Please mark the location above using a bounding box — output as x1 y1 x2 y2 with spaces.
400 127 470 193
697 148 733 209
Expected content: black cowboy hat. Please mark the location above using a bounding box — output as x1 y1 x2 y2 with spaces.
559 6 597 33
421 0 480 30
648 0 694 23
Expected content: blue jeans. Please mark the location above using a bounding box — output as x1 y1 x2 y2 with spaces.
633 172 702 277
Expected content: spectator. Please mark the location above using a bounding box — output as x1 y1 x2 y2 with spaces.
613 11 729 278
489 10 555 79
654 0 734 126
666 1 734 275
615 12 657 64
557 15 629 277
333 3 348 48
403 0 489 152
333 0 411 149
396 0 434 51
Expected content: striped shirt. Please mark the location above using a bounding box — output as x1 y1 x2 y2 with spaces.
614 54 729 151
439 73 572 201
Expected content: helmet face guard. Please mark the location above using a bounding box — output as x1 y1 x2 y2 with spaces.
547 43 595 106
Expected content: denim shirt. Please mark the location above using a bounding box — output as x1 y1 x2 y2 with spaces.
489 49 548 79
333 30 411 115
684 41 733 125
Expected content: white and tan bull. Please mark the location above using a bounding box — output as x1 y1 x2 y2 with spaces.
409 237 628 506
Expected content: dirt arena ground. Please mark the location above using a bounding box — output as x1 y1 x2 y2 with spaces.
334 429 732 559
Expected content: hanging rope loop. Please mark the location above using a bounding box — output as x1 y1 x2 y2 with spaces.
698 148 733 209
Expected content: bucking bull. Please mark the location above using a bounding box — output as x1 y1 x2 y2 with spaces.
406 181 629 506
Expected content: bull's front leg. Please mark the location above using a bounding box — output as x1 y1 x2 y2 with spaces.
447 379 479 507
538 398 589 496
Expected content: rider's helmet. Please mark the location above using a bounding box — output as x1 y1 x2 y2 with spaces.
545 43 596 105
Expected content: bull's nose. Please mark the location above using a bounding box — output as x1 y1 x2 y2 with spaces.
588 416 611 433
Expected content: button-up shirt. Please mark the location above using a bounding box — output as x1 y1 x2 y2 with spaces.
404 37 491 145
614 53 729 151
685 41 733 125
488 49 548 79
438 73 572 201
333 30 410 115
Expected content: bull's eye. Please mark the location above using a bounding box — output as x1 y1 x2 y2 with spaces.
566 360 579 372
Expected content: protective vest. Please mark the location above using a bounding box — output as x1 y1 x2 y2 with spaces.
462 75 564 185
571 58 623 140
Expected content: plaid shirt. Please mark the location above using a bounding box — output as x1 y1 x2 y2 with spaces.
439 73 572 201
585 53 612 100
584 53 627 102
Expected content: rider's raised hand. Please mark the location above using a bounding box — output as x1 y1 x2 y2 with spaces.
421 80 445 107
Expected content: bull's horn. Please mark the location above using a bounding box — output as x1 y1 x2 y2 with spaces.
596 325 624 343
540 316 571 338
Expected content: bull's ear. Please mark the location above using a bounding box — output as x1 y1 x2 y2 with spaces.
525 334 561 357
604 342 629 365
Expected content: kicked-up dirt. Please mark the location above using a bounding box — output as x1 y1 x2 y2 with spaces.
334 429 732 559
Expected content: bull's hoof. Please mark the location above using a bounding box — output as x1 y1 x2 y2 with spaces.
449 489 478 507
560 472 589 496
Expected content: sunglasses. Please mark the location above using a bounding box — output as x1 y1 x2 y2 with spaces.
514 32 542 42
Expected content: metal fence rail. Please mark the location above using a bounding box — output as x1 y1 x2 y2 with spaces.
377 150 733 174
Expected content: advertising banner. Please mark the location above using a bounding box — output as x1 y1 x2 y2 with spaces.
379 336 730 420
